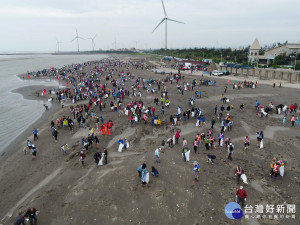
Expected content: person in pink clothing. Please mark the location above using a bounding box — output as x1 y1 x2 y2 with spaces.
175 129 181 144
182 138 187 147
291 115 295 127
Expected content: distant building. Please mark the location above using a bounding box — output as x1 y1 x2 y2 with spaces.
178 60 209 70
248 38 300 65
264 43 300 56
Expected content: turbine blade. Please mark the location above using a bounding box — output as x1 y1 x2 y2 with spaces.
93 34 97 39
167 18 185 24
76 28 78 36
152 18 166 33
71 37 77 42
161 0 167 17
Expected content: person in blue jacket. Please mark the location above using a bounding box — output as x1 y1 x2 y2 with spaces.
151 167 159 177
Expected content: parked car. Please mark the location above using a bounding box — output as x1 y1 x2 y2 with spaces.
212 70 223 76
222 70 230 75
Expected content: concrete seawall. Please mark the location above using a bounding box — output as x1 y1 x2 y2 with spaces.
219 66 300 83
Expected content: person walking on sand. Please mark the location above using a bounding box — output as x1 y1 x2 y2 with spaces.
60 144 68 155
182 138 187 147
228 142 234 160
137 163 145 178
107 120 113 135
155 148 163 163
193 161 200 181
291 115 295 127
27 140 33 150
53 128 58 141
95 136 100 149
31 145 37 160
283 117 286 127
33 128 38 140
175 129 181 144
296 117 299 128
80 151 86 168
211 117 216 129
218 132 224 146
236 186 247 207
270 161 280 180
193 138 199 154
141 164 149 184
100 123 106 136
257 131 263 147
269 158 276 177
214 105 218 115
235 165 244 184
103 148 108 164
244 136 250 150
94 151 101 165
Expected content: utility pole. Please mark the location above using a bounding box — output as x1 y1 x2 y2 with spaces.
294 52 297 70
165 19 168 50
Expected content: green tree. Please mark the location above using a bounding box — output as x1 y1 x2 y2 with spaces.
295 62 300 70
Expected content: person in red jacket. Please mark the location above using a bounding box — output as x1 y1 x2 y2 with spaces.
100 123 106 136
236 186 247 207
106 120 113 136
175 130 181 144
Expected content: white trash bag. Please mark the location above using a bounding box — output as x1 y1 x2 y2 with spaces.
241 174 248 184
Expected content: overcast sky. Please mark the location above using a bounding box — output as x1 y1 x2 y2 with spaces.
0 0 299 52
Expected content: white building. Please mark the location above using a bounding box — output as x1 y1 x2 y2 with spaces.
249 38 300 65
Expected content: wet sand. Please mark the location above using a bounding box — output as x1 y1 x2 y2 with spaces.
0 56 299 225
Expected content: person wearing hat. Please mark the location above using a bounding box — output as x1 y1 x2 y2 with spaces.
60 144 69 155
236 186 247 207
124 138 129 149
193 161 200 181
155 148 163 163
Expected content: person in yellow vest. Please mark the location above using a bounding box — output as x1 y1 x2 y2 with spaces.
269 158 276 177
90 128 94 138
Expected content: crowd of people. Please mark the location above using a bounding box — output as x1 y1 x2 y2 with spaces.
16 56 299 222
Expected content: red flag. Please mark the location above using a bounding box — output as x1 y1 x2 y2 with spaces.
27 70 31 79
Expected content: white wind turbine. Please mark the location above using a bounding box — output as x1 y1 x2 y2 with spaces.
112 38 117 50
71 28 85 52
56 39 63 52
152 0 184 50
87 34 97 51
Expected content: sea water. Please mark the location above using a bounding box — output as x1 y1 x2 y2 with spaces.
0 54 106 153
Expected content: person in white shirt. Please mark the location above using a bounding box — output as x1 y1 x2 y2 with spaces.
155 148 163 163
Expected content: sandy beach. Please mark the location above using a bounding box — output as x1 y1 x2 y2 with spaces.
0 55 299 225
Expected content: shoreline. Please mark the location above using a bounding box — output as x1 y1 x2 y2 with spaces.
0 85 61 162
